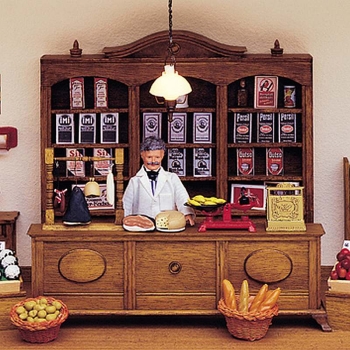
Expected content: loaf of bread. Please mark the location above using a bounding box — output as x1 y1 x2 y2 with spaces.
155 211 186 231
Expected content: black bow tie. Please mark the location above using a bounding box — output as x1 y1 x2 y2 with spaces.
146 170 159 181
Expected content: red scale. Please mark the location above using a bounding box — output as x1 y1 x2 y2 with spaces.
194 202 257 232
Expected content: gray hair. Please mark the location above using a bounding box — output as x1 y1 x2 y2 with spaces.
140 136 166 152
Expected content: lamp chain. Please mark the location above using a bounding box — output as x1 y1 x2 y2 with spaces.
168 0 173 46
167 0 180 66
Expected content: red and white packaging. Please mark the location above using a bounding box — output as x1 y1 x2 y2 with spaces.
94 77 108 108
237 148 254 176
266 147 284 175
70 77 85 109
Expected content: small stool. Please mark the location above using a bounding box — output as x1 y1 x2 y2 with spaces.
0 211 19 252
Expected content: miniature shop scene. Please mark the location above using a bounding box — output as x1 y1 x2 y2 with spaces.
1 0 350 348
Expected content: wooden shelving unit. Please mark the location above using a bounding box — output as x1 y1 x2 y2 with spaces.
39 30 313 225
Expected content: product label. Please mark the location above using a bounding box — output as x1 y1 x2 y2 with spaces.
278 113 296 142
237 148 254 176
56 114 74 144
257 113 274 143
168 148 186 176
70 77 85 109
78 113 96 143
94 77 108 108
266 147 284 175
233 113 252 143
101 113 118 143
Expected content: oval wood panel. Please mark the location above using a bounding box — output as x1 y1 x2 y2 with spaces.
244 249 293 283
58 249 107 283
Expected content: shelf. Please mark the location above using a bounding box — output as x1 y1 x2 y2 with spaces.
228 143 302 148
40 32 313 224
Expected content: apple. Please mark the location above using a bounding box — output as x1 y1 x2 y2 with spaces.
330 270 339 280
336 262 342 274
341 258 350 270
338 267 347 279
337 248 350 261
341 248 350 255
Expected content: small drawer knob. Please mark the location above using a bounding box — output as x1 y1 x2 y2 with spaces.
168 261 182 274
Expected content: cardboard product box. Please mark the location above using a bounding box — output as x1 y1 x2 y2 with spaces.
78 113 96 143
327 275 350 293
278 113 296 142
237 147 254 176
233 112 252 143
0 291 26 330
70 77 85 109
0 277 22 294
325 290 350 330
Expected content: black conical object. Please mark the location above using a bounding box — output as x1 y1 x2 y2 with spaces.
63 186 91 225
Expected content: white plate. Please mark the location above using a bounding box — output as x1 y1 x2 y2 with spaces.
123 225 155 232
156 227 186 233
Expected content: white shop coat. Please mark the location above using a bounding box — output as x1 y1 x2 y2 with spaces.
122 166 195 219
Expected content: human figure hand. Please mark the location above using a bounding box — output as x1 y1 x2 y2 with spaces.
185 214 195 226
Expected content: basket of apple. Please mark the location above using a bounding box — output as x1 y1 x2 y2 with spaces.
328 247 350 293
10 296 68 343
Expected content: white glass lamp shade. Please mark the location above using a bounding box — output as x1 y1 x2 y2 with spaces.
149 65 192 101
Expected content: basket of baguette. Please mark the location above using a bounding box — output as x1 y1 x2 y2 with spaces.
10 296 68 343
217 279 280 341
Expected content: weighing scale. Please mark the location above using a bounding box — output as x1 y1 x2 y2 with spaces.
190 201 257 232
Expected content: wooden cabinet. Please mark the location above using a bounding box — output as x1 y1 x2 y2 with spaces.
39 31 313 225
28 223 327 325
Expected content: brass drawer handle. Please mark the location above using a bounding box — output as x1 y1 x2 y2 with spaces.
168 261 182 274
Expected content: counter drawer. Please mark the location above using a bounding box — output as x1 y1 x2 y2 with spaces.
135 241 217 293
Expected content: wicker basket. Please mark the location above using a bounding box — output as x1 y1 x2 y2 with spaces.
10 296 68 343
217 298 278 341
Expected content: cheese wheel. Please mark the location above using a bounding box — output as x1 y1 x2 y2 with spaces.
155 211 186 230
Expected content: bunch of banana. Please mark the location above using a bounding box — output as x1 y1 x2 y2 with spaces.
187 195 226 207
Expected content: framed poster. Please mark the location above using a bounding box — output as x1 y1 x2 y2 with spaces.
231 183 266 210
74 184 114 210
254 76 278 108
193 113 212 143
168 113 187 143
143 112 161 139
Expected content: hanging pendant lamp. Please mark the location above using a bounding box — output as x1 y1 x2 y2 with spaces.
149 0 192 122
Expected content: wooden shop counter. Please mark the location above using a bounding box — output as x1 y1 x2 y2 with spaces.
27 222 330 330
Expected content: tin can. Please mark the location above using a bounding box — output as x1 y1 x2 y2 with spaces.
284 85 296 108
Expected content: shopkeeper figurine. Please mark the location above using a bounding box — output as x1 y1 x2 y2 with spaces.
122 136 195 226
